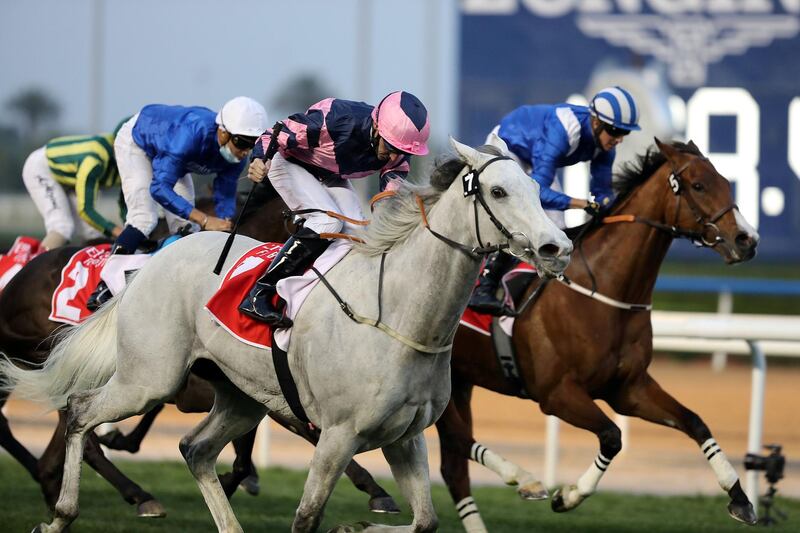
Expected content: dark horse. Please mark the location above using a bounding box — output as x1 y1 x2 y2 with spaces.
434 140 760 531
0 184 397 516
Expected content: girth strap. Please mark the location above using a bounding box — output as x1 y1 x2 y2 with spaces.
270 331 311 425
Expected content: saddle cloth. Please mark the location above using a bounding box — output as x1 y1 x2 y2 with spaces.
458 262 538 336
49 244 111 325
205 239 351 351
0 236 41 291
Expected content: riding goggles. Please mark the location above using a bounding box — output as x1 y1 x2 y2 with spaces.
229 134 258 150
602 123 632 138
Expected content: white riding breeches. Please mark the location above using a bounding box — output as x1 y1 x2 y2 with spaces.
268 153 364 235
486 125 566 229
116 114 195 236
22 147 104 242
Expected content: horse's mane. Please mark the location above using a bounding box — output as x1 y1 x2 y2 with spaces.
565 141 703 241
355 145 503 256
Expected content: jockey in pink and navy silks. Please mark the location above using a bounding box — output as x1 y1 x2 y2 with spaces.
87 96 269 310
240 91 431 326
469 86 641 316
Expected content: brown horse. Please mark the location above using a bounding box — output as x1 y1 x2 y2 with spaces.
0 186 398 516
435 140 760 531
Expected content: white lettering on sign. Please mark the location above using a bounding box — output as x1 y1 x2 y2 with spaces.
789 97 800 183
461 0 800 87
686 87 760 229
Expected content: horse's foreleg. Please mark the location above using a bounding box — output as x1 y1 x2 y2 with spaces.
179 382 266 533
83 432 166 517
610 373 756 525
96 403 164 453
295 426 361 533
270 411 400 513
0 393 40 482
376 432 439 533
219 426 259 498
540 380 621 513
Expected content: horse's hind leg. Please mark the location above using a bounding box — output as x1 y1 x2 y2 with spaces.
84 431 166 517
35 378 177 533
609 372 756 525
0 391 40 482
539 380 622 513
179 380 266 533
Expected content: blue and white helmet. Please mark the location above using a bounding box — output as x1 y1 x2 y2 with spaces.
589 86 641 131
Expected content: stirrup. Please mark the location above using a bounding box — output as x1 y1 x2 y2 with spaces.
86 282 112 312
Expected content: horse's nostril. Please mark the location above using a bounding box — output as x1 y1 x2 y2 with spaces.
538 243 560 258
735 232 752 247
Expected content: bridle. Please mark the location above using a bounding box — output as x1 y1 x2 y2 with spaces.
559 152 738 310
602 155 737 248
418 155 532 259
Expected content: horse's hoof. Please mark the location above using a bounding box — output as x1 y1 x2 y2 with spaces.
239 474 260 496
327 521 372 533
728 500 757 525
137 499 166 518
518 481 549 501
551 485 583 512
368 495 401 514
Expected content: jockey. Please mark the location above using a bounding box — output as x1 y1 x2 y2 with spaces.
87 96 269 309
240 91 430 326
468 86 641 316
21 120 129 250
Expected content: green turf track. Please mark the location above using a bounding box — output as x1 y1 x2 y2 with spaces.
1 458 797 532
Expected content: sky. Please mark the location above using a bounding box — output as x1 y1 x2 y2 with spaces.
0 0 458 147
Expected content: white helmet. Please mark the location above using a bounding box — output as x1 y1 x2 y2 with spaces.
215 96 268 137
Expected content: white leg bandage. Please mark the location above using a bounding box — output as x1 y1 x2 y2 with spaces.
470 442 520 484
456 496 488 533
701 438 739 491
576 452 612 496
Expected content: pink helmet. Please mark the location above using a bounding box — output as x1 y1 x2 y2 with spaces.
371 91 430 156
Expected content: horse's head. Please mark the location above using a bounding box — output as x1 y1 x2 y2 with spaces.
655 138 759 264
450 136 572 277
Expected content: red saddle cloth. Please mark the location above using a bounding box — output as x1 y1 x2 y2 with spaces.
49 244 112 325
459 262 537 336
205 242 283 350
0 236 41 291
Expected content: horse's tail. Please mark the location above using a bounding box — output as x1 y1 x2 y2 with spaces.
0 295 120 410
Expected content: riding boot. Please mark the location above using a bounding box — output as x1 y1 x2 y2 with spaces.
467 251 518 316
239 228 331 327
86 242 135 311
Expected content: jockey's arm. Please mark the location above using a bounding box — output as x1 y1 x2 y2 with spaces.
589 150 615 208
150 154 231 231
74 156 122 237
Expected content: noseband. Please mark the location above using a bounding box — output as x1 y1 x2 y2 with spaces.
419 155 530 259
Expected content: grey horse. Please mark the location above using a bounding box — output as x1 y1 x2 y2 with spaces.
4 138 572 532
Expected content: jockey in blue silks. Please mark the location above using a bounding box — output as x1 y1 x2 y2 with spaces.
468 86 641 316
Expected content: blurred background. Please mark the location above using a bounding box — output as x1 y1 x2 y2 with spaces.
1 0 799 529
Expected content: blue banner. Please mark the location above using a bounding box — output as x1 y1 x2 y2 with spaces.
459 0 800 260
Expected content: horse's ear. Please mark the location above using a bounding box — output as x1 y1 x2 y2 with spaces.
486 131 510 155
687 139 701 152
449 136 484 167
654 137 678 162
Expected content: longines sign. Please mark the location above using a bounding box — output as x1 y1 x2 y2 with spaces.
459 0 800 260
463 0 800 87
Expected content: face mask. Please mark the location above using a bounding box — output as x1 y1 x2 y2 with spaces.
219 143 241 164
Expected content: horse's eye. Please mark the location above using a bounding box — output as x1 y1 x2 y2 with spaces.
491 186 507 199
691 182 705 192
